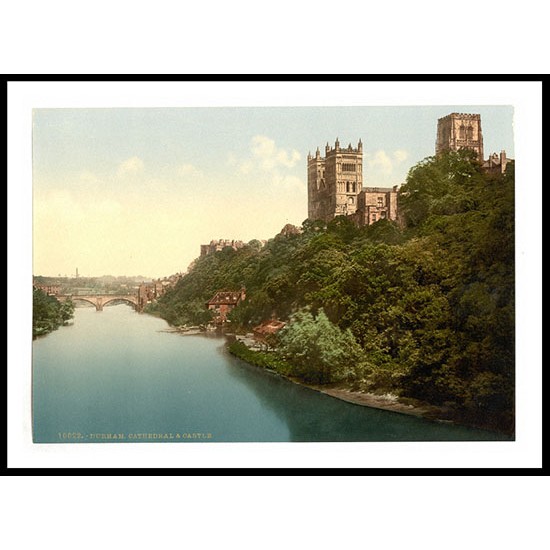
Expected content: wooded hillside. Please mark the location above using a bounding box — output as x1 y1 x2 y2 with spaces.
155 151 515 432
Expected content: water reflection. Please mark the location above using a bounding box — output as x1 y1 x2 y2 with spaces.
220 346 509 441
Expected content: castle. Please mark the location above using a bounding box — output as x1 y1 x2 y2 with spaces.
200 238 245 257
307 138 398 226
308 113 512 225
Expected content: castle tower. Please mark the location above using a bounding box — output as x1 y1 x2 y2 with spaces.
436 113 484 160
307 139 363 222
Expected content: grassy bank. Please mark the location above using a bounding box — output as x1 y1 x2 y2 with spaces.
228 340 293 376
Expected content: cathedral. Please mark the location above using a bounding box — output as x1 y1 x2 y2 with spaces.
307 113 511 226
307 138 398 226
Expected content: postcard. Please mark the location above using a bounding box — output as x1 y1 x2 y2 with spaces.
31 103 516 444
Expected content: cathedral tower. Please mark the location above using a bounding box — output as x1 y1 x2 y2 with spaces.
436 113 484 160
307 138 363 222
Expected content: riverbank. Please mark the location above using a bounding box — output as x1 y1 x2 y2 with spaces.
226 339 512 435
154 325 510 435
301 385 450 421
226 339 448 420
158 325 218 336
159 327 204 336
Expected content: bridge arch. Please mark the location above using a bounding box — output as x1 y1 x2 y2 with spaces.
102 297 138 310
70 297 100 310
58 294 141 312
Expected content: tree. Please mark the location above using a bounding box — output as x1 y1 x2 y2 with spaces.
59 298 75 323
327 215 359 243
398 149 484 228
278 308 364 384
33 288 74 337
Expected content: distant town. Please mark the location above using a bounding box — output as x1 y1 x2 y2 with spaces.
32 273 183 311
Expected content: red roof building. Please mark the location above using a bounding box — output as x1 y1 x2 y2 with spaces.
253 319 286 344
206 288 246 324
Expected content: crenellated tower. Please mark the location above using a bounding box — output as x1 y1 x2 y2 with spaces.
307 138 363 221
436 113 484 160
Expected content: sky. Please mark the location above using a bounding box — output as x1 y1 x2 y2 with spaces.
32 105 514 279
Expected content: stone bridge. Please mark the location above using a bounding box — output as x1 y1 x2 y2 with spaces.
57 294 141 312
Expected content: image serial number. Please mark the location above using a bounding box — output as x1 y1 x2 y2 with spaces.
58 432 84 440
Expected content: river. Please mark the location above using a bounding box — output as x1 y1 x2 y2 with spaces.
32 305 510 442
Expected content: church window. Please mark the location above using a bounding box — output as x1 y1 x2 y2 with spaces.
346 182 350 193
467 125 474 140
348 196 354 205
459 124 466 139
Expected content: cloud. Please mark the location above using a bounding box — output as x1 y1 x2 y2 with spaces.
250 135 301 170
227 135 306 193
231 135 301 175
79 170 100 185
239 161 253 175
177 163 203 179
117 156 144 177
367 150 394 175
393 149 409 163
367 149 410 176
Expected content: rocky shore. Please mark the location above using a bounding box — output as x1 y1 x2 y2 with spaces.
159 325 215 336
303 385 450 421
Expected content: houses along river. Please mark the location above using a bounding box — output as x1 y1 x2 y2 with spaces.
32 305 509 442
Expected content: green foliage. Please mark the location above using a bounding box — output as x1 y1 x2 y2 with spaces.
59 298 75 323
157 151 514 432
278 309 364 384
327 215 360 243
228 340 294 376
399 149 485 227
396 153 515 431
33 289 74 337
362 219 405 244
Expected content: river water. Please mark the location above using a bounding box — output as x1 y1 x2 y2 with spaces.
32 305 509 443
